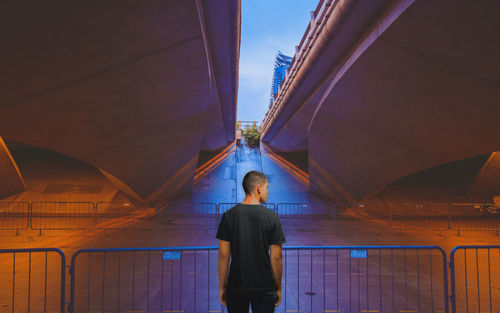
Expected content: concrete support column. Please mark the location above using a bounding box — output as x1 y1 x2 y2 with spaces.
0 137 26 199
468 152 500 199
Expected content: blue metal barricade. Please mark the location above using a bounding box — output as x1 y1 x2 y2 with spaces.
0 202 30 234
30 202 95 233
281 246 449 313
450 245 500 313
0 248 66 313
276 202 333 230
70 246 449 313
70 247 222 313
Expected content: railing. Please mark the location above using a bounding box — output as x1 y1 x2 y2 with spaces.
282 246 449 313
0 248 66 313
387 202 450 231
1 201 499 234
236 120 260 130
1 245 500 312
69 247 222 313
68 246 449 313
261 0 335 136
30 202 95 234
450 245 500 313
334 202 391 230
449 203 500 233
277 202 334 230
156 202 218 230
95 202 154 230
333 202 500 233
0 201 29 234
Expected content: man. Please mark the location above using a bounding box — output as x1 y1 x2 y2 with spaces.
216 171 285 313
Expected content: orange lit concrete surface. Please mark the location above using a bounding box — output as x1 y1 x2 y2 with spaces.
0 0 240 203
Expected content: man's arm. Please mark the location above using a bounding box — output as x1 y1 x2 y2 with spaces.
270 244 283 306
218 240 231 305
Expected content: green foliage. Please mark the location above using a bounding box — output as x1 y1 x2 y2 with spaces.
242 123 260 147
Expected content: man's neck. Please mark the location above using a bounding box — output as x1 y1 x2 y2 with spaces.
241 195 261 205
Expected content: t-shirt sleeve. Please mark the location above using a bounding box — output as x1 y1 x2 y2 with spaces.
270 216 286 244
216 213 230 241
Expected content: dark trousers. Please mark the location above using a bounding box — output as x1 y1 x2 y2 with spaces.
226 289 277 313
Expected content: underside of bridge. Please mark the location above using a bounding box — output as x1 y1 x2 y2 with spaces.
0 0 240 202
261 0 500 203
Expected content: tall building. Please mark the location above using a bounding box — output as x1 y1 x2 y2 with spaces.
269 51 293 106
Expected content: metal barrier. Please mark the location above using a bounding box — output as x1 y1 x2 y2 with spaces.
450 245 500 313
321 202 500 232
282 246 449 313
449 203 500 233
95 202 155 230
70 247 223 313
0 200 494 234
276 203 333 230
9 244 500 313
30 202 95 233
0 248 66 313
334 202 391 230
390 202 450 231
156 202 218 230
69 246 449 313
0 202 30 234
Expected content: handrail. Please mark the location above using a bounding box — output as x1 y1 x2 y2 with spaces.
262 0 336 135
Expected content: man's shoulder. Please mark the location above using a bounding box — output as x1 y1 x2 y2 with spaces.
255 205 279 222
224 204 242 214
228 204 276 216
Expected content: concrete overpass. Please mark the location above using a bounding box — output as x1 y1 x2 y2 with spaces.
0 0 240 202
261 0 500 202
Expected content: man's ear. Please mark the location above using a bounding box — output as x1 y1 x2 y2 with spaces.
256 184 262 194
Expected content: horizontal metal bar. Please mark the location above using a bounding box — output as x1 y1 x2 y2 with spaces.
0 248 65 254
450 245 500 256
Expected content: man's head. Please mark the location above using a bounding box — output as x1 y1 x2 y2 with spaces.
242 171 268 203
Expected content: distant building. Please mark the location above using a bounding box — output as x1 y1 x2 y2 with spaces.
269 51 293 106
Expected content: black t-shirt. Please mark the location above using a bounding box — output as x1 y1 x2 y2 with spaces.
216 204 286 292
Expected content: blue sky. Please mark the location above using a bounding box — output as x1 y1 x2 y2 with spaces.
237 0 319 122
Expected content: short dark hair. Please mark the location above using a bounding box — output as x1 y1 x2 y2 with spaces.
242 171 267 195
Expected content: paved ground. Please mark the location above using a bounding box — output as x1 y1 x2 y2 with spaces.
1 141 499 312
